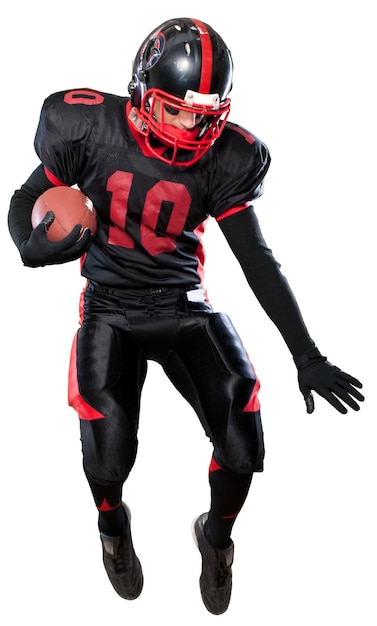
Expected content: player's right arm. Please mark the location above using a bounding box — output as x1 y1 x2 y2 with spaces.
8 164 91 267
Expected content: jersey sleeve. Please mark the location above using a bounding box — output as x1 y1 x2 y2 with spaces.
218 205 315 356
33 89 100 186
207 122 271 219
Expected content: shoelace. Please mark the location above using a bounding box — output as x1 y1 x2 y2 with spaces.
112 542 131 574
215 557 230 587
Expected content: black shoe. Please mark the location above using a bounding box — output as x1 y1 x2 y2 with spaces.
100 503 143 600
192 512 234 615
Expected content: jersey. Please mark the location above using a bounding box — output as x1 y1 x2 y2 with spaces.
34 88 271 290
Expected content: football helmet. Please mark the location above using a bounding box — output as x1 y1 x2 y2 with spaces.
128 18 233 166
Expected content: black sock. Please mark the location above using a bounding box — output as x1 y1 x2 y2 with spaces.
98 505 127 536
206 456 253 549
204 517 233 550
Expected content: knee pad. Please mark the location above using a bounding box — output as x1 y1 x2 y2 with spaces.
218 408 265 474
80 418 137 486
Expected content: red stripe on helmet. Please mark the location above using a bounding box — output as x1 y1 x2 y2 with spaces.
192 19 212 93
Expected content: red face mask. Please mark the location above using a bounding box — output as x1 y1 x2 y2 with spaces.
129 88 231 166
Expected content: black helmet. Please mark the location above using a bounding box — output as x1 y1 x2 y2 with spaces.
128 17 233 165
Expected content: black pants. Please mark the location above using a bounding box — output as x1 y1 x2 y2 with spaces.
69 281 264 518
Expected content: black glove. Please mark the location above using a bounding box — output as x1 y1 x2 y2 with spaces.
20 211 92 267
294 347 364 414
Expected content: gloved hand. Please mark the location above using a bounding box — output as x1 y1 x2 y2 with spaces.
20 210 92 267
294 347 364 414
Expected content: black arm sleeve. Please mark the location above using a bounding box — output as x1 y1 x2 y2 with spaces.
8 164 55 250
218 206 315 356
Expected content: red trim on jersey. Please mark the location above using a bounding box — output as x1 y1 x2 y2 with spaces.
192 19 213 93
77 284 86 326
231 125 256 145
68 331 105 420
44 167 67 186
216 203 251 222
80 253 87 273
193 218 209 298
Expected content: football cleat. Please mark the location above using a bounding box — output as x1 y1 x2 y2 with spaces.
192 512 234 614
100 503 143 600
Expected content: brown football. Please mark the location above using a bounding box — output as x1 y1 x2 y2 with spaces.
31 186 97 242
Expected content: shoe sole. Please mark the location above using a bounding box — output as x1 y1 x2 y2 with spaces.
191 512 208 549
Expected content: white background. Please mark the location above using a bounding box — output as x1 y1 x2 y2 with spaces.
1 1 375 624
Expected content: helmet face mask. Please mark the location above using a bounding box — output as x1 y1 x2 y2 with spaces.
136 87 231 165
128 18 233 166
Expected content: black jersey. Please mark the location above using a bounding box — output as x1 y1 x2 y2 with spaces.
34 88 270 289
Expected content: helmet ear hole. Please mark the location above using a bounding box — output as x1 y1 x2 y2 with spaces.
129 73 145 109
128 78 137 96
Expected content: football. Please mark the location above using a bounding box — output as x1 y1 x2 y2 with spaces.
31 186 97 242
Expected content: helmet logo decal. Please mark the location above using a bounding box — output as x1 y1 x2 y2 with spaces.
141 35 166 71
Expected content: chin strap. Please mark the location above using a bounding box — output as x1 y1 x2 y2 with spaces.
128 106 148 135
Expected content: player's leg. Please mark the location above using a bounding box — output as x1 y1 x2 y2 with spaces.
68 283 147 599
71 325 147 525
162 311 263 613
163 311 263 510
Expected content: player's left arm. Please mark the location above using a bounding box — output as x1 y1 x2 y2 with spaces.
218 205 364 414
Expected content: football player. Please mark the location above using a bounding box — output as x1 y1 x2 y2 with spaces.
8 17 364 615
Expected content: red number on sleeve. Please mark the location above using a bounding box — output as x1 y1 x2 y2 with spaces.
63 89 105 105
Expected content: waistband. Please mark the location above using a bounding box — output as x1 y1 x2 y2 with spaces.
86 281 213 313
